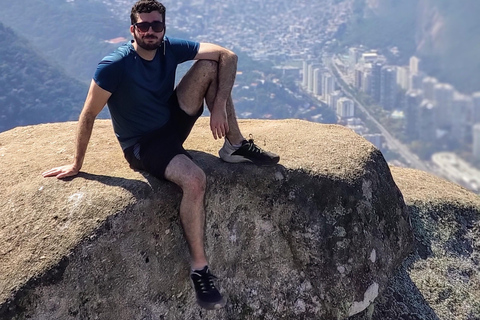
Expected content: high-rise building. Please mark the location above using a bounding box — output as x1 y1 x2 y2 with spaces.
433 83 455 128
313 68 322 96
348 47 362 71
396 66 410 91
472 92 480 124
302 60 309 88
409 56 421 75
473 124 480 160
451 94 472 144
328 91 342 110
418 100 437 143
361 52 379 64
380 66 397 110
354 67 363 90
336 97 355 119
307 64 316 93
363 133 384 149
361 64 372 93
404 90 423 141
370 61 383 103
409 73 424 91
422 77 438 101
322 72 335 100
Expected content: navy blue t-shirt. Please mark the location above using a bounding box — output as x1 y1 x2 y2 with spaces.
94 36 199 150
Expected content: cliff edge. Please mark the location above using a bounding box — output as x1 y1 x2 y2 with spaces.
352 166 480 320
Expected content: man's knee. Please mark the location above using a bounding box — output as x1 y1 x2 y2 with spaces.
185 167 206 196
195 59 218 69
193 60 218 78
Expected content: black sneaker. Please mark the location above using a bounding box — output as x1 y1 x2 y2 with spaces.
190 266 226 310
219 138 280 166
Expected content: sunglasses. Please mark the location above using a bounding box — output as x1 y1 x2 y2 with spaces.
134 21 165 33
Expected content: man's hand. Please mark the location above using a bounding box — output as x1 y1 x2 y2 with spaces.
194 43 236 140
41 80 110 180
210 106 229 140
42 164 80 179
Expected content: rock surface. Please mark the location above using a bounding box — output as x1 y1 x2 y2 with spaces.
1 118 412 319
350 167 480 320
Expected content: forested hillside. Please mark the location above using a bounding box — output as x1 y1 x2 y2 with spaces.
416 0 480 94
0 0 128 83
0 1 334 128
337 0 480 94
0 23 88 132
338 0 418 64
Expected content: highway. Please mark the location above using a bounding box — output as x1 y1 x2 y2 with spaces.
320 55 480 194
327 57 430 172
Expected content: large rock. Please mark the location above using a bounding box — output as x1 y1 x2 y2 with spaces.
0 118 412 319
351 167 480 320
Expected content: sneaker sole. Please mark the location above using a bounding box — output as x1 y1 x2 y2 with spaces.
220 153 280 166
219 153 254 164
197 297 226 310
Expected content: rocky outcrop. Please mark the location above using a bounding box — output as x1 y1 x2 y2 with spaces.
1 118 412 319
351 167 480 320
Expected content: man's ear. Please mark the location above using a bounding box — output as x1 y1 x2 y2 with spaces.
129 25 135 36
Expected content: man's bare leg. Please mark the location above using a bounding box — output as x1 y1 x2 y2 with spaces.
170 61 227 267
168 59 276 310
164 153 225 310
164 154 208 270
176 60 244 144
176 59 279 165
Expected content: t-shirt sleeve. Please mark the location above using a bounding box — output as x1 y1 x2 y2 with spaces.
93 52 124 93
167 37 200 64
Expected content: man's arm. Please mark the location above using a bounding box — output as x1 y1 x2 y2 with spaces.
194 43 238 139
42 80 112 179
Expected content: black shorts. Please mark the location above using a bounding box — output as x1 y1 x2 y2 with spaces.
123 91 203 179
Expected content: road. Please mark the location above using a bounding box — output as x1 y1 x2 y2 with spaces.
327 57 430 172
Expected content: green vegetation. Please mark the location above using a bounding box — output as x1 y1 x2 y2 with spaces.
0 0 129 83
419 0 480 93
233 50 335 121
0 0 337 131
0 23 88 132
337 0 480 94
338 0 418 65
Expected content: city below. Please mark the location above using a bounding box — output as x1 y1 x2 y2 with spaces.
301 50 480 194
103 0 480 194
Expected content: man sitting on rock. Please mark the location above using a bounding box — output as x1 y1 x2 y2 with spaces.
42 0 279 310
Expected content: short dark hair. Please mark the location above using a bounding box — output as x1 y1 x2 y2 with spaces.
130 0 166 25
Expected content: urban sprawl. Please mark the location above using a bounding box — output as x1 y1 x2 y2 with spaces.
103 0 480 193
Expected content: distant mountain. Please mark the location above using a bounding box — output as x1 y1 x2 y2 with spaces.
415 0 480 94
338 0 480 94
0 23 88 132
0 0 129 83
338 0 418 62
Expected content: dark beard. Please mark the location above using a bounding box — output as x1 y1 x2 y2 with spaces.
134 33 162 51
